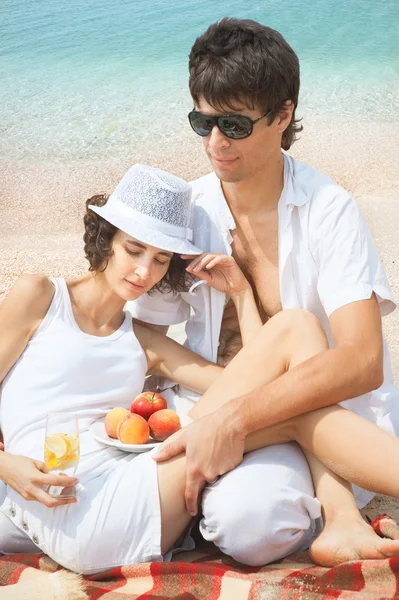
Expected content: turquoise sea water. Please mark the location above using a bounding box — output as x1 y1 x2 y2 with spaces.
1 0 398 161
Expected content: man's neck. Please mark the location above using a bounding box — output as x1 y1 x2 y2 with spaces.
221 153 285 217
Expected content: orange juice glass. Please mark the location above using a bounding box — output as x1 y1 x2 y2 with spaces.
44 413 80 498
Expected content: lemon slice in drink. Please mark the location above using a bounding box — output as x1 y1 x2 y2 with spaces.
65 433 79 454
45 434 70 460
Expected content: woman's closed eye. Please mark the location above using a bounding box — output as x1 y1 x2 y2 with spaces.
126 249 169 266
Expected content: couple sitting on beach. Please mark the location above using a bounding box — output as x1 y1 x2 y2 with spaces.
1 18 399 574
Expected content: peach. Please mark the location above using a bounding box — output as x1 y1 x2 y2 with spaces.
104 407 129 438
117 413 150 445
148 409 181 442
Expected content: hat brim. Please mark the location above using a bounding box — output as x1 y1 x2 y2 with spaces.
89 205 203 255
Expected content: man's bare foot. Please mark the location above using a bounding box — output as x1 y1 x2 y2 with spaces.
310 515 399 567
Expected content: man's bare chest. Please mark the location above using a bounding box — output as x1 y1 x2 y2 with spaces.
231 220 282 319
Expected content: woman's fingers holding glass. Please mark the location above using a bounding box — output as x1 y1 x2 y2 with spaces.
3 454 78 506
28 471 78 506
37 469 78 504
30 487 77 508
37 471 78 489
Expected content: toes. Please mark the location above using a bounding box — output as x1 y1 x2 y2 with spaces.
377 540 399 557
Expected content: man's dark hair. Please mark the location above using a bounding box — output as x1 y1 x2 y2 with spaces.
83 195 189 294
189 18 302 150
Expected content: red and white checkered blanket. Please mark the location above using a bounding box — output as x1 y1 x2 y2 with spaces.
1 514 398 599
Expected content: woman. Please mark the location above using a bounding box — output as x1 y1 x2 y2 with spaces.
0 164 399 574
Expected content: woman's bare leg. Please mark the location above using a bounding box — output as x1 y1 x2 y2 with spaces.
158 309 399 560
158 455 190 554
257 406 399 496
189 308 327 420
305 450 399 564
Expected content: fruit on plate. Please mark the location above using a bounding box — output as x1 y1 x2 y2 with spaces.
117 413 150 444
148 409 181 442
104 407 129 438
130 391 167 420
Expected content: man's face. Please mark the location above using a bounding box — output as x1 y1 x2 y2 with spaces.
195 96 291 184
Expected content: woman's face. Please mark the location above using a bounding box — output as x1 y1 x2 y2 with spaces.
105 230 173 300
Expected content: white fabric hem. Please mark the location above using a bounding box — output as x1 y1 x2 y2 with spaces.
324 283 396 318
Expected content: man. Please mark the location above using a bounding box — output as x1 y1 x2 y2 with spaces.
129 18 399 565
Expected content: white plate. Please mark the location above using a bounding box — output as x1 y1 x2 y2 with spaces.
89 419 161 453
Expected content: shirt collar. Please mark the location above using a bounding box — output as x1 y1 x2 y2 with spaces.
210 153 310 233
282 154 311 208
213 174 236 232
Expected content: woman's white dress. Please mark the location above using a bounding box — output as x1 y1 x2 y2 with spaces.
0 278 191 574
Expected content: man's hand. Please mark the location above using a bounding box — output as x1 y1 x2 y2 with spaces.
1 454 78 507
153 412 245 515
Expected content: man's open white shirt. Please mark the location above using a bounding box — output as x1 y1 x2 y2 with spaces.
128 154 398 444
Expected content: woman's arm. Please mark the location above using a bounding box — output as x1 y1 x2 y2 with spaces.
229 288 263 345
134 253 263 395
0 275 77 506
183 253 264 345
134 323 223 395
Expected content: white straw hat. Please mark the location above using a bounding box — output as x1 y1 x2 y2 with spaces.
89 164 202 255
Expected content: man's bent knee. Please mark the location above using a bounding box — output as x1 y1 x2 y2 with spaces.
201 492 315 566
200 456 320 565
231 523 313 566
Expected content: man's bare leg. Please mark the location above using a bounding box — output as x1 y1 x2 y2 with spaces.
159 309 399 562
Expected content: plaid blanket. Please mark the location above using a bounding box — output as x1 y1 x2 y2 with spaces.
1 514 398 600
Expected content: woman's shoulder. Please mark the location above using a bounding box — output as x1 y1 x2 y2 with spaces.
5 274 55 322
10 273 54 301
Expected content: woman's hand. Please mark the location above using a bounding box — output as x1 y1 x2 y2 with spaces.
182 253 250 296
0 453 78 508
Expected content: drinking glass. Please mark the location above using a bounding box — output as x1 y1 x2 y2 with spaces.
44 413 80 498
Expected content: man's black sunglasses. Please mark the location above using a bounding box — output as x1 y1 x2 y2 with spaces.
188 109 273 140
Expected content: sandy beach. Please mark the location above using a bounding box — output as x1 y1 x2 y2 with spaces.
1 118 398 375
